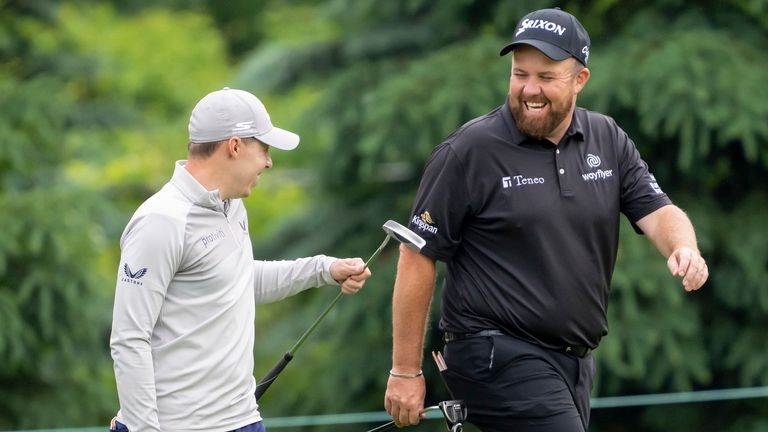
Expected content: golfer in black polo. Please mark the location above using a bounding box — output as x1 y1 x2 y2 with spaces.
384 8 708 432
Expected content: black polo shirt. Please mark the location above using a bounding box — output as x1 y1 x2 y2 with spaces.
408 100 671 350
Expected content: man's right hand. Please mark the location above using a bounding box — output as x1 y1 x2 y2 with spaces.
384 375 427 427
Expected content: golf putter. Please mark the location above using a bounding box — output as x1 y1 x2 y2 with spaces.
254 220 425 400
366 401 467 432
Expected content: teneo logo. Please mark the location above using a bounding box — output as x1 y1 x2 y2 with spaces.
581 153 614 182
233 121 253 132
412 212 438 235
503 175 545 188
200 228 226 248
516 19 567 37
121 263 147 286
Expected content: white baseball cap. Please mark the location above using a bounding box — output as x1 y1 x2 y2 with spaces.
188 87 299 150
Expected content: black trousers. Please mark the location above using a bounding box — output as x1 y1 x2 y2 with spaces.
442 333 594 432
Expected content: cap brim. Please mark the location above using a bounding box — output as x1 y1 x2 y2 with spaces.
499 40 572 61
256 127 300 151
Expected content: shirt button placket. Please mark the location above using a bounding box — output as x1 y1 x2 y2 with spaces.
555 147 572 196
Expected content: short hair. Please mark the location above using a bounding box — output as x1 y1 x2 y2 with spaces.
571 59 585 74
188 139 225 158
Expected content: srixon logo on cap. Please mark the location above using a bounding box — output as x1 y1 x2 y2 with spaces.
516 19 567 37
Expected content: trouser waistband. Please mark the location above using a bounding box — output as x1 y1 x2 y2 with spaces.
442 329 591 358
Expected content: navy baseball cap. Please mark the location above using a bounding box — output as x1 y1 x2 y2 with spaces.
500 8 591 66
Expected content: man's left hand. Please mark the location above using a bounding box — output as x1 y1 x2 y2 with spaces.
667 247 708 291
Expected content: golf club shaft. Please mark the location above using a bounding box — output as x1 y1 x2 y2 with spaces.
367 421 396 432
365 406 440 432
255 235 392 400
286 235 390 356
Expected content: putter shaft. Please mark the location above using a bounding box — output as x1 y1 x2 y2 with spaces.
256 221 423 400
288 235 391 356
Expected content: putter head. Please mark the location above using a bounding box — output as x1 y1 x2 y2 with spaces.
382 220 426 252
438 400 467 432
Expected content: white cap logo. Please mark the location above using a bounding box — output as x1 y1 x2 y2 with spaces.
233 121 254 132
516 19 567 37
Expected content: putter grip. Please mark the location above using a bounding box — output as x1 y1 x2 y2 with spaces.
254 352 293 400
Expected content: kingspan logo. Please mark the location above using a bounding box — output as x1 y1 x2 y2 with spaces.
121 263 147 286
581 153 614 182
516 18 567 37
412 211 438 235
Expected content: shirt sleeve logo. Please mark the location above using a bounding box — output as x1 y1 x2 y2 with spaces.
121 263 147 286
411 211 438 235
648 174 664 194
124 263 147 279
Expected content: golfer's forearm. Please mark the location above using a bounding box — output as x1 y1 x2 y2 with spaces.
391 246 436 373
638 205 699 257
252 255 337 304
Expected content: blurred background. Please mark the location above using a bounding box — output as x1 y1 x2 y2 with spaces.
1 0 767 430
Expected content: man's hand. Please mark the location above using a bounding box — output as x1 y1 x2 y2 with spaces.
667 247 708 291
330 258 371 294
384 375 426 427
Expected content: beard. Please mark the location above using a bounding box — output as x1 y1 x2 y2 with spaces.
508 91 574 141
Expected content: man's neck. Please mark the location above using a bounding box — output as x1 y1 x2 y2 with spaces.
184 158 231 199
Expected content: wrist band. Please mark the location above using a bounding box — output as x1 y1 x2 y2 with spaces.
389 369 423 378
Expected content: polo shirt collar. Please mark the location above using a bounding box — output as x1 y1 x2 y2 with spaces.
500 98 586 145
171 160 227 211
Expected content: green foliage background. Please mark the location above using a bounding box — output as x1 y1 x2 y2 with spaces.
1 0 766 431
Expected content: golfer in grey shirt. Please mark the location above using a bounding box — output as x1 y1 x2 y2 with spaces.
110 88 371 432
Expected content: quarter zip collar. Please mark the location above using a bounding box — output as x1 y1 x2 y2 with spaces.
170 160 229 213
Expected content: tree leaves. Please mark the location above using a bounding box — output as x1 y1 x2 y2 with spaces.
583 9 768 172
246 1 768 428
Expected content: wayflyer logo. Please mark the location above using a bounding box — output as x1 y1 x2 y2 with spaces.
581 153 613 182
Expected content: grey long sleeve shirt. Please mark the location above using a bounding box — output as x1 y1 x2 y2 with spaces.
110 161 337 431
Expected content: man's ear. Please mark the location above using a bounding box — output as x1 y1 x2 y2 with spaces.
226 136 240 158
574 67 590 94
